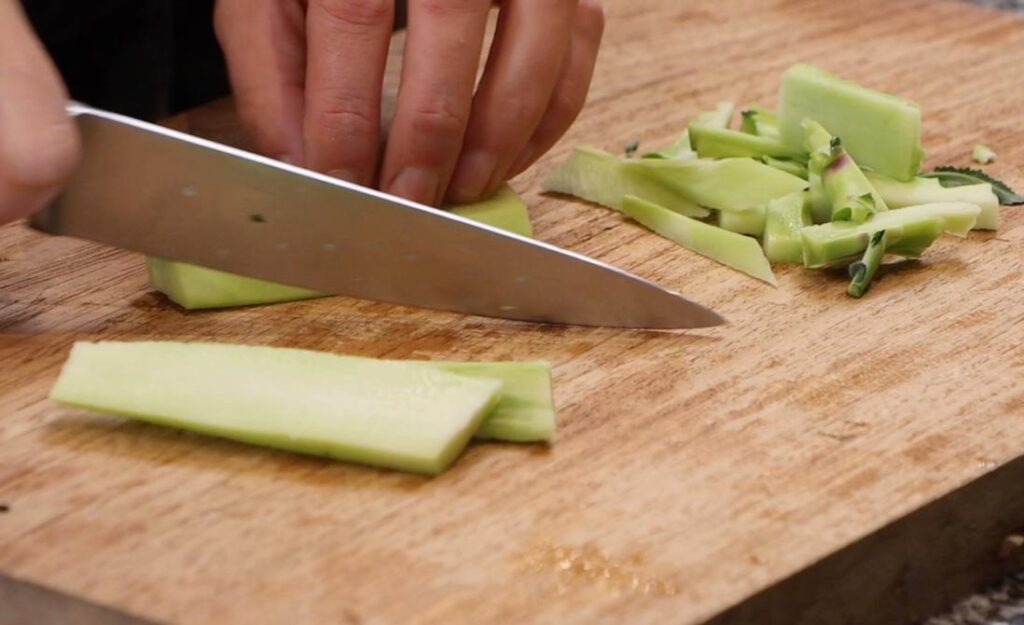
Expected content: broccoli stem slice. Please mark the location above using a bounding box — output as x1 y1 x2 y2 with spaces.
642 101 734 160
865 171 999 230
740 106 780 137
690 126 807 160
847 230 887 298
762 156 809 179
800 203 980 268
972 144 997 165
620 195 777 286
763 192 812 264
804 120 888 224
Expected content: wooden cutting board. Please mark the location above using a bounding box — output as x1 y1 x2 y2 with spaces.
3 1 1024 623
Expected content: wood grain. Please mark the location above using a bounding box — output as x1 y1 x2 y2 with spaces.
3 1 1024 624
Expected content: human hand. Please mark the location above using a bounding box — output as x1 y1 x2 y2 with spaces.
214 0 604 206
0 0 81 225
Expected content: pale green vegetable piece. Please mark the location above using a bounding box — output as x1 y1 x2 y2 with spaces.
542 146 708 217
973 144 997 165
436 361 555 443
445 185 534 237
690 126 807 160
147 259 326 310
621 195 777 286
866 171 999 230
642 101 734 160
718 208 766 237
621 157 808 213
801 203 981 268
762 156 809 179
779 64 925 181
50 341 505 475
148 185 535 310
804 120 888 223
847 230 888 298
763 192 812 264
739 106 780 137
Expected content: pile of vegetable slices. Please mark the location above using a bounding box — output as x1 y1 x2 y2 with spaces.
543 64 1023 297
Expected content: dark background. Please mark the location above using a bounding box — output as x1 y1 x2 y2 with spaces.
22 0 410 120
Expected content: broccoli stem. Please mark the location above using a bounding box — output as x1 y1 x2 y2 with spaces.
847 230 887 298
763 192 812 264
642 101 734 160
804 120 888 224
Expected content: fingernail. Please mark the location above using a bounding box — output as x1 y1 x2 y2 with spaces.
387 167 440 205
449 151 497 203
277 153 301 166
508 144 537 176
328 169 360 184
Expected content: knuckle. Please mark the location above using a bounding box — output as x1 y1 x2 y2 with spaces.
407 101 468 142
315 0 394 28
312 104 378 140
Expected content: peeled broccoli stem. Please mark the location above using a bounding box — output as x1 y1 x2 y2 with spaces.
541 147 708 217
621 157 808 214
620 195 776 286
718 208 766 237
739 106 780 137
865 171 999 230
642 101 734 160
804 119 888 224
779 64 925 181
690 126 807 160
847 231 888 298
763 192 812 264
762 156 809 179
801 203 981 268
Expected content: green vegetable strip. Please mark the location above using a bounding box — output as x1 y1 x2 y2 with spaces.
865 171 999 230
146 259 328 310
620 195 777 286
801 202 980 268
779 64 925 181
718 208 766 237
762 156 809 179
642 101 734 160
847 231 887 298
763 192 812 264
804 120 888 224
50 341 506 475
973 144 996 165
739 106 780 137
739 109 758 135
434 361 556 443
542 147 708 217
621 157 807 213
690 126 807 160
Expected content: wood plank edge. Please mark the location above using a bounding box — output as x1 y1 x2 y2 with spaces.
0 571 164 625
705 452 1024 625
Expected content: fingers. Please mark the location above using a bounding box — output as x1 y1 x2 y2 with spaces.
379 0 491 205
303 0 395 185
446 0 578 204
215 0 307 165
507 0 604 178
0 0 80 224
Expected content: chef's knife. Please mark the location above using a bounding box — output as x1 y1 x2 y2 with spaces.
30 104 725 329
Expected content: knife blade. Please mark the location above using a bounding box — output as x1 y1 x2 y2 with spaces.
30 104 725 329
